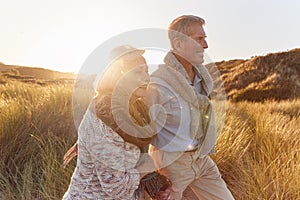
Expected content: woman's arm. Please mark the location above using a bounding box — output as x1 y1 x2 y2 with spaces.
135 153 156 178
79 109 141 199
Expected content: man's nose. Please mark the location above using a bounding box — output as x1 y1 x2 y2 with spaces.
201 39 208 49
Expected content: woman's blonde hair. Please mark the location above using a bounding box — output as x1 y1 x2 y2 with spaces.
96 47 145 95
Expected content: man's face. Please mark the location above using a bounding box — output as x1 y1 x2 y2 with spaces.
177 23 208 65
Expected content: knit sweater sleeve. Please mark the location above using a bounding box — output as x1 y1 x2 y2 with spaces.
80 110 140 199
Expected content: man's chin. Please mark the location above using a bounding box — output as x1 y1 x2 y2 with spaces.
192 59 204 65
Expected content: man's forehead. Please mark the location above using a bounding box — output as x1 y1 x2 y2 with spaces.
188 23 206 36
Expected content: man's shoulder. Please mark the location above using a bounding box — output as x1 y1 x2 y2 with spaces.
151 64 167 74
150 64 171 80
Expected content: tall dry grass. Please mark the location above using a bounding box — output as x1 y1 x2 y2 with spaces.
213 100 300 200
0 78 299 199
0 79 77 199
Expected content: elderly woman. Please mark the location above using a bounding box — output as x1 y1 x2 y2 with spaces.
63 45 173 200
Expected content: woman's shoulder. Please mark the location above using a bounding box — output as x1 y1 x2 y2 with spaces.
79 108 140 169
78 101 130 150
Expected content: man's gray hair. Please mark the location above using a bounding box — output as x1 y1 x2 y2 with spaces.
168 15 205 48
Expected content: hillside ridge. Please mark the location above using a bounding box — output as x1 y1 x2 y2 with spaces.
214 48 300 101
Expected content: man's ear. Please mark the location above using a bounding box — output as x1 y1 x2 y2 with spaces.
173 37 183 51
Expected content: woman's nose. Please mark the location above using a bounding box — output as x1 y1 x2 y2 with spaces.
140 72 150 83
144 74 150 83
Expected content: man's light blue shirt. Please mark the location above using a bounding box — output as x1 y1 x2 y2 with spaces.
150 72 204 152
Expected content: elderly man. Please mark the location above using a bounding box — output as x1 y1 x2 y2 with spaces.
149 15 235 200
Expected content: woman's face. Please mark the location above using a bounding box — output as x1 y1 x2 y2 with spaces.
117 56 150 98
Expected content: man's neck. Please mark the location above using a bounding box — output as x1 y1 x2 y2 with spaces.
173 52 195 83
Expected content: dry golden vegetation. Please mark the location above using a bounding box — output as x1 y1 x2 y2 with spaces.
213 100 300 200
0 78 77 199
1 48 300 200
0 76 299 199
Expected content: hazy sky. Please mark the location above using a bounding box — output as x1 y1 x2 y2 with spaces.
1 0 299 72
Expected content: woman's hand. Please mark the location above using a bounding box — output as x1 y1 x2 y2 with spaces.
155 185 178 200
63 141 78 168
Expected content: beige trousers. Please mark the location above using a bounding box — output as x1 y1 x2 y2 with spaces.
149 146 235 200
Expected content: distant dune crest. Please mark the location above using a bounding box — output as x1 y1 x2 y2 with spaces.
0 63 75 85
